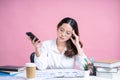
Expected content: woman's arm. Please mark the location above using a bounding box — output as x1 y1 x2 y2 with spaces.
70 30 84 56
28 37 48 70
28 37 41 57
71 30 90 65
34 41 48 70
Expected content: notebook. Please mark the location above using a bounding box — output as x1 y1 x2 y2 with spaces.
0 65 25 72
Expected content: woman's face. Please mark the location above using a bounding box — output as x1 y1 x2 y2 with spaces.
57 23 73 42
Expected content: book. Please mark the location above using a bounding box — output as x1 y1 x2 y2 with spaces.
96 71 120 79
96 67 118 73
94 59 120 68
0 65 25 72
0 70 19 75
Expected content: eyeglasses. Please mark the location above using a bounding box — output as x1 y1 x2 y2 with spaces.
58 27 72 36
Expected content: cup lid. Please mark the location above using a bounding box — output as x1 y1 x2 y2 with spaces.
25 63 36 67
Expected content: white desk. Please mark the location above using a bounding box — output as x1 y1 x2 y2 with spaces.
0 69 119 80
0 76 115 80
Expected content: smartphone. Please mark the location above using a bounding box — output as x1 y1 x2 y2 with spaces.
26 32 40 42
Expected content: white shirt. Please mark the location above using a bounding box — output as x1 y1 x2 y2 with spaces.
34 39 88 70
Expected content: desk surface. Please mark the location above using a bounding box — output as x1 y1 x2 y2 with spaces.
0 76 115 80
0 69 119 80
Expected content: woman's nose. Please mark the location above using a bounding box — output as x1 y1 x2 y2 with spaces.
61 31 66 36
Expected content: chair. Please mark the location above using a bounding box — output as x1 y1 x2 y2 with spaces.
30 52 35 63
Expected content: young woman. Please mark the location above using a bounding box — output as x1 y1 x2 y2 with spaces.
29 17 89 70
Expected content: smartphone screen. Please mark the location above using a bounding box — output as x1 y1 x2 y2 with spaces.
26 32 39 42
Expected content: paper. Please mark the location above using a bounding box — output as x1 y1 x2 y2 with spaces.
36 69 84 79
0 69 113 80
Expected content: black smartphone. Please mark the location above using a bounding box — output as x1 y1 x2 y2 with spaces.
26 32 39 42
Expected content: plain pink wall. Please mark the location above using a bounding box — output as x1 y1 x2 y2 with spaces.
0 0 120 66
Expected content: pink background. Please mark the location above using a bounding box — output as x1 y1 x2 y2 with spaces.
0 0 120 66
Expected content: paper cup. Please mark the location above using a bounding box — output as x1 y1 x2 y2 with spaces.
25 63 36 80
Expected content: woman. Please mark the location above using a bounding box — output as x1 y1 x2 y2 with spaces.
29 17 89 70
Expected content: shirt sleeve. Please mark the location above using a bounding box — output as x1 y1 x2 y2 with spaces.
75 49 88 70
34 42 48 70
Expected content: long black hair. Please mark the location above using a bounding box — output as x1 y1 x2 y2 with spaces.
57 17 83 58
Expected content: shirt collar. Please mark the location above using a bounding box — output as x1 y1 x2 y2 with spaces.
52 39 67 54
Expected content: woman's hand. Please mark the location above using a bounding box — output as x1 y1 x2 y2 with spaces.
28 37 40 49
70 30 83 56
70 30 80 46
28 36 41 57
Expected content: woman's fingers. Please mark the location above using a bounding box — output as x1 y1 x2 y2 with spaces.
72 30 77 37
72 30 78 40
27 36 40 48
71 30 80 46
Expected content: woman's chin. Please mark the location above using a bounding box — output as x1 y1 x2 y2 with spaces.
58 38 66 42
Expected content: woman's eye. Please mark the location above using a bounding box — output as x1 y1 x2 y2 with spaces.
66 32 71 35
60 29 64 32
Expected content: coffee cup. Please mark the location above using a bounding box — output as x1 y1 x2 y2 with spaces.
25 63 36 80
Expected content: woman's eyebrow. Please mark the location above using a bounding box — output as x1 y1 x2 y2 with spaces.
60 27 64 29
60 27 72 32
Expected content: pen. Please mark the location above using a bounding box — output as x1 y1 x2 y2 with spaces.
91 57 94 65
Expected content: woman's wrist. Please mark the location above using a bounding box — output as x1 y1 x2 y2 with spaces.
34 45 40 50
35 47 41 57
76 44 83 56
76 44 81 50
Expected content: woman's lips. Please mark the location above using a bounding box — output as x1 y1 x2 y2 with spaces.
60 36 65 40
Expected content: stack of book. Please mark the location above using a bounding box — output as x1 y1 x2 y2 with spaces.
0 65 25 75
94 59 120 79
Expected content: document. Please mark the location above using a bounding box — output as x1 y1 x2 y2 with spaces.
36 69 84 79
0 69 113 80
